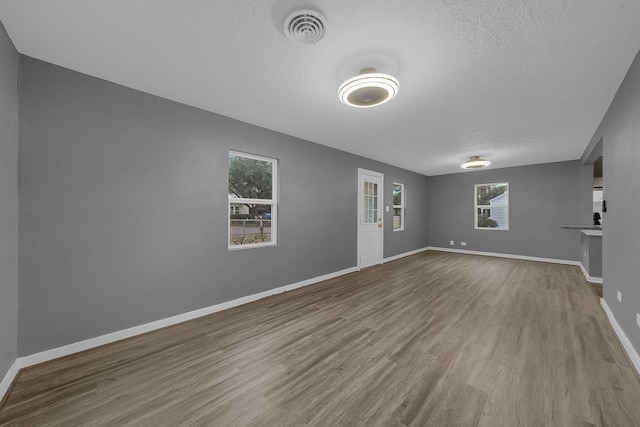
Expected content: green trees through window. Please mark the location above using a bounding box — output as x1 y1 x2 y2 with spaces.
228 154 273 216
228 152 277 248
475 183 509 230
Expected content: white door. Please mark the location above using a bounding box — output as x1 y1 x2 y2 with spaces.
358 169 383 268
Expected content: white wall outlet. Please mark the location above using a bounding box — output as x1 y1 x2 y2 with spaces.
637 313 640 329
385 206 389 212
617 291 622 302
461 242 467 246
450 240 454 246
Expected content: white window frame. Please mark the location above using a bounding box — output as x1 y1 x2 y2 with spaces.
228 151 278 250
474 182 509 231
392 182 405 231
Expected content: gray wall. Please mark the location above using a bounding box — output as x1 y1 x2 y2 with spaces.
581 164 595 226
383 171 429 257
580 234 602 279
17 57 429 356
427 161 582 261
0 23 19 382
586 49 640 354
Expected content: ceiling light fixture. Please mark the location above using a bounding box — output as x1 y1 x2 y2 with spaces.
460 156 491 169
338 68 399 108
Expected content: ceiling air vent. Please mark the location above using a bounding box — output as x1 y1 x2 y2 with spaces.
283 10 326 44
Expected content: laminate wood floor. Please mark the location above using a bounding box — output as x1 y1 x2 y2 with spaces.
2 251 640 426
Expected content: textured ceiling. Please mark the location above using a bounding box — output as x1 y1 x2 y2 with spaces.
1 1 639 175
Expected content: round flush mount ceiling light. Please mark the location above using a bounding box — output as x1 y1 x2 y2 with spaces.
283 10 326 44
460 156 491 169
338 68 399 108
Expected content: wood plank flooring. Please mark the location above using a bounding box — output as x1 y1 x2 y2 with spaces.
2 251 640 426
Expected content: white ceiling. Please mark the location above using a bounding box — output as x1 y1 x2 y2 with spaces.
1 1 639 176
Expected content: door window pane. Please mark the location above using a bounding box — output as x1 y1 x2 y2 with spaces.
363 181 378 224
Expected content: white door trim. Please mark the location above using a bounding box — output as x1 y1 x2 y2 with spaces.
357 168 384 269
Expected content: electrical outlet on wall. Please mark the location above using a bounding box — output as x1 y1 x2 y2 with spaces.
617 291 622 302
450 240 454 246
461 242 467 246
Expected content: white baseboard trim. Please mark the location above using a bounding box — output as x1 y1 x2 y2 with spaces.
18 266 358 370
427 246 580 266
578 262 603 284
383 246 430 263
0 359 21 404
601 298 640 376
428 247 604 284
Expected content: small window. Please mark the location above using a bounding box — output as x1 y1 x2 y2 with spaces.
228 151 277 249
393 183 405 231
475 182 509 230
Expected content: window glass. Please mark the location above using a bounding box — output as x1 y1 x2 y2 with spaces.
393 183 405 231
475 183 509 230
228 152 277 248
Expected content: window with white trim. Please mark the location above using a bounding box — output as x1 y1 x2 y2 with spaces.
393 182 405 231
228 151 277 248
475 182 509 230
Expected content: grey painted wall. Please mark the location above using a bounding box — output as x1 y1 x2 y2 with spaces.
581 164 595 226
580 233 602 278
586 48 640 355
0 23 19 382
17 57 429 356
384 171 429 257
427 161 582 261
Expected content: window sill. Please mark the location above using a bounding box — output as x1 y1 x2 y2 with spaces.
228 242 277 251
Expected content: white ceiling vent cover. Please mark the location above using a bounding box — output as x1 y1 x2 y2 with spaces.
283 10 326 44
